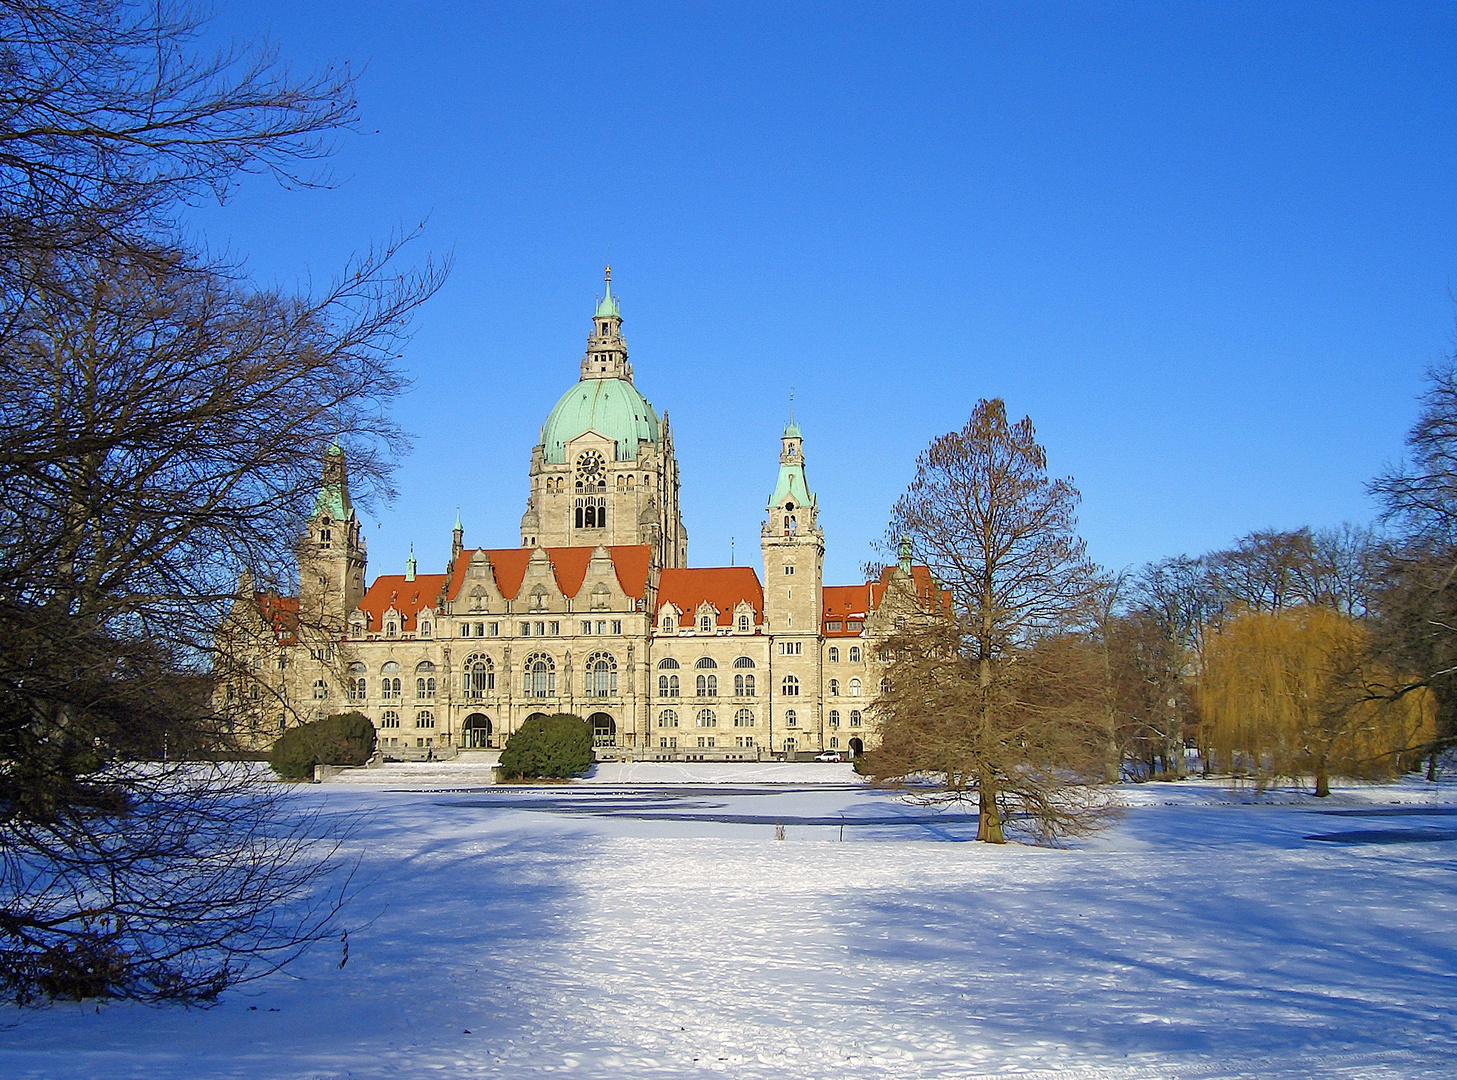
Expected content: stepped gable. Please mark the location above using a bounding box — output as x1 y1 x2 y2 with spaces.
357 574 448 632
657 566 764 627
442 545 653 603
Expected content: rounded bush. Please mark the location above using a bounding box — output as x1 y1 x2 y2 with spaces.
269 711 375 780
498 713 592 780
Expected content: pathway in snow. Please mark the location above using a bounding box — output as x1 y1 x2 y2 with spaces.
3 777 1455 1079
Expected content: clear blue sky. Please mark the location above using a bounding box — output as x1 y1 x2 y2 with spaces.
191 2 1457 587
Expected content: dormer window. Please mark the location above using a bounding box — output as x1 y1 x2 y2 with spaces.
700 615 712 633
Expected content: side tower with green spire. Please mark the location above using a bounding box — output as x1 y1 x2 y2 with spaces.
761 418 825 745
298 442 367 635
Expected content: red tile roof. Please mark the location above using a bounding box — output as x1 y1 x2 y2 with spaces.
439 545 654 606
822 566 951 634
657 567 764 626
254 591 300 644
357 574 448 632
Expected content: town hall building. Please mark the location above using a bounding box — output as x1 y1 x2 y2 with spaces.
218 271 947 760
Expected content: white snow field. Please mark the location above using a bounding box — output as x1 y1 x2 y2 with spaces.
3 769 1456 1079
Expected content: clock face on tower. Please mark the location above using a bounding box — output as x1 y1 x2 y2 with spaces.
576 450 606 490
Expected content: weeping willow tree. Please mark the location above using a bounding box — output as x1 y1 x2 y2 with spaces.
1198 606 1434 796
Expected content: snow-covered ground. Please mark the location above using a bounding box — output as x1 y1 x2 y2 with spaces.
4 773 1456 1079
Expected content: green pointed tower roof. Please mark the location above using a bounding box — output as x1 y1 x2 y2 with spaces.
594 265 620 319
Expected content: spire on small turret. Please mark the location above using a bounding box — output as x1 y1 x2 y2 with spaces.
406 543 417 582
451 510 463 568
594 265 620 320
898 534 913 574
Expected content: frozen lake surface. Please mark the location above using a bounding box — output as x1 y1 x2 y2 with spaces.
4 769 1456 1079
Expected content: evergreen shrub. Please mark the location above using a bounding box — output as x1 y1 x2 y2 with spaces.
498 713 593 780
268 711 375 780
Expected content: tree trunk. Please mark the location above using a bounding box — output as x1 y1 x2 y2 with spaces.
977 772 1006 843
1428 750 1439 782
1314 756 1330 798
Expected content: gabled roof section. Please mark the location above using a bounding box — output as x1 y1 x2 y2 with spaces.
357 574 447 632
657 567 764 627
442 546 653 603
823 566 951 634
254 591 299 644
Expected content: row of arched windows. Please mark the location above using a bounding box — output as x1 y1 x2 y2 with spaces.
826 646 862 663
827 678 862 696
377 710 434 729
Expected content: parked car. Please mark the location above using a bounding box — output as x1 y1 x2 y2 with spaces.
815 751 842 762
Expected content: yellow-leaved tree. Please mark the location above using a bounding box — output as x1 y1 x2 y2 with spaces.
1199 606 1434 796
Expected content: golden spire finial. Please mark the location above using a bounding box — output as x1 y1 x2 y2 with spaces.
604 264 612 284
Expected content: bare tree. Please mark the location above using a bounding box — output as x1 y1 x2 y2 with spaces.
863 399 1108 843
0 0 443 1003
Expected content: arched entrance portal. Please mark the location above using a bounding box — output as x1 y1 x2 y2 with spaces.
848 737 864 758
463 713 493 748
588 712 616 748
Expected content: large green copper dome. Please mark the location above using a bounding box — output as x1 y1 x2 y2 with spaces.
541 376 660 463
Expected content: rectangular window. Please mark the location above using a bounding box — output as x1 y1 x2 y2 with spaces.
460 623 470 636
697 737 706 748
826 620 842 632
707 737 715 748
475 622 485 637
847 620 864 632
581 620 593 635
596 620 607 635
549 621 560 636
778 641 802 656
520 622 531 636
534 621 545 636
611 620 622 635
785 565 795 575
489 622 500 637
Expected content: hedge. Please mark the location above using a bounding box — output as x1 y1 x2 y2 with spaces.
269 711 375 780
497 713 593 780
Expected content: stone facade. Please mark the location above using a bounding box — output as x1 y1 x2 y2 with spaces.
216 273 946 760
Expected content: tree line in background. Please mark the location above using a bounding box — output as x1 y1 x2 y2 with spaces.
0 0 440 1004
865 369 1457 838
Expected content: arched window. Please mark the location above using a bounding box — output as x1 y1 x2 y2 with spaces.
700 614 713 632
785 709 797 727
738 614 750 632
830 736 839 749
828 647 839 663
849 646 861 663
662 614 677 632
695 673 718 697
415 660 437 700
880 678 892 694
895 616 907 631
781 675 800 697
379 710 400 729
657 709 679 728
658 658 680 669
415 710 435 729
696 708 717 728
732 656 755 668
829 679 840 696
348 662 367 701
659 674 680 697
695 657 718 669
381 661 401 701
464 654 494 697
312 680 329 700
586 651 618 696
850 710 862 728
524 653 556 697
829 710 841 727
733 709 754 727
849 678 862 697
